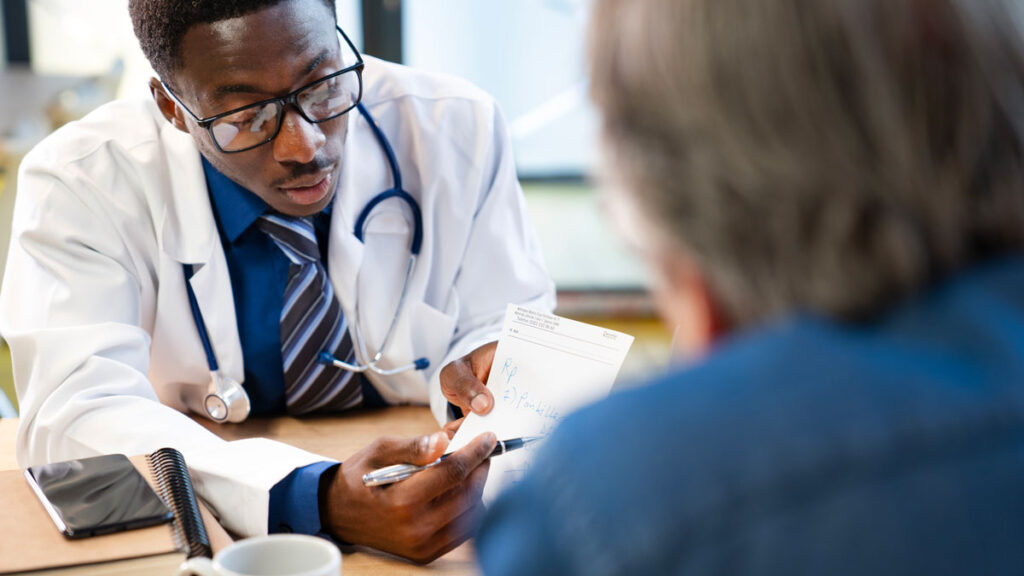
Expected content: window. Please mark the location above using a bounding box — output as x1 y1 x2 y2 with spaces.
403 0 596 179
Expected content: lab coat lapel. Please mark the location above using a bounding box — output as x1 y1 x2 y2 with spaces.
327 102 428 395
157 125 245 385
328 109 391 311
184 259 244 385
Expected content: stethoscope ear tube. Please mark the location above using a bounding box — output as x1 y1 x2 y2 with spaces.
353 103 424 256
352 188 424 255
339 104 429 377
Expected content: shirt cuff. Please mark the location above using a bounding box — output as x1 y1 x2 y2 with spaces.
268 461 339 535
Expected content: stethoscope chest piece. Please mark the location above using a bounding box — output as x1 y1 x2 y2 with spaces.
183 262 251 423
205 371 250 423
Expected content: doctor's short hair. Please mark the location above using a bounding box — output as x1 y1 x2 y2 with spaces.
590 0 1024 328
128 0 337 82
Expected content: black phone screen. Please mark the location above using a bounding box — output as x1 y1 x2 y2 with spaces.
25 453 174 539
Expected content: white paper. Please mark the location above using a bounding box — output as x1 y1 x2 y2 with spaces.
448 304 634 502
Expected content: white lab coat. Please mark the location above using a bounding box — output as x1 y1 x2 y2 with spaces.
0 57 555 537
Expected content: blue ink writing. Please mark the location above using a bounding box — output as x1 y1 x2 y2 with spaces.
500 358 518 386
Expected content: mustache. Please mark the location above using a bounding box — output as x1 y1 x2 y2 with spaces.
272 157 336 188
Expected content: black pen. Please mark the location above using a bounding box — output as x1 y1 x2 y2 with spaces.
362 436 545 487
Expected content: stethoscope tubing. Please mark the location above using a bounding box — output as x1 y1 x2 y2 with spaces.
186 103 428 422
183 263 219 372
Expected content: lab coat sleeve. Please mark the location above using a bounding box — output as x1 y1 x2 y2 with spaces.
428 101 557 424
0 152 326 538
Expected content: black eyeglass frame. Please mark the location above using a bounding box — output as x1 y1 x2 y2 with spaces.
161 25 364 154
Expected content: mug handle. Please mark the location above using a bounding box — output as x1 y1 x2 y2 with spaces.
176 557 219 576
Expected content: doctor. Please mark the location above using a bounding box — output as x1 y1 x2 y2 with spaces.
0 0 554 564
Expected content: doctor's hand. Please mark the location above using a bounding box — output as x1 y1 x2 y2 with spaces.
320 430 496 564
440 341 497 432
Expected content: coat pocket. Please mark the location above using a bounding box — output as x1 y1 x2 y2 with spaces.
410 300 456 374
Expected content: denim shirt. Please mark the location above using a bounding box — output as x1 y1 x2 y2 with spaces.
478 258 1024 575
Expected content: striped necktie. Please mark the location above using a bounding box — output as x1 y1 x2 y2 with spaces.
258 214 364 414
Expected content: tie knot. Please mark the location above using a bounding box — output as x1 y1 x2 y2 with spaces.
258 214 320 263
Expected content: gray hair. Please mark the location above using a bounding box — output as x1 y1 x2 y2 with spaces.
590 0 1024 327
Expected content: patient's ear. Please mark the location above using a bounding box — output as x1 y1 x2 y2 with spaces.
600 183 727 358
149 78 189 133
651 249 726 361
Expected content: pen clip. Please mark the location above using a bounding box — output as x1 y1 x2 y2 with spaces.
362 463 421 487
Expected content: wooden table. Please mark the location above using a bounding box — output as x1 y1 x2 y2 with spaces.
0 419 15 470
0 408 478 575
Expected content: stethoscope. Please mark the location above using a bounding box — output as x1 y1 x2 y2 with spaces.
185 103 428 423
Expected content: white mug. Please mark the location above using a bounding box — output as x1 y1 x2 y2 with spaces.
177 534 341 576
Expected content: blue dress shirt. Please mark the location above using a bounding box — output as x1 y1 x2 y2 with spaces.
203 158 381 535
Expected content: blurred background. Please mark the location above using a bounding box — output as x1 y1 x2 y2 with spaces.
0 0 670 416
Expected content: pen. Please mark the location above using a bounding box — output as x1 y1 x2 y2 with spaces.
362 436 545 487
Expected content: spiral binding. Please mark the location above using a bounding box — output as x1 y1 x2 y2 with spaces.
146 447 213 559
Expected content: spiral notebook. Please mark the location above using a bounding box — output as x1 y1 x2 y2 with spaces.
145 447 213 559
0 447 220 575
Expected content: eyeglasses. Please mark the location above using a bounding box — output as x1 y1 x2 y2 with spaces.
161 26 364 154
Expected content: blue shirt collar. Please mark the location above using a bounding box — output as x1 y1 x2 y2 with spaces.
201 156 332 244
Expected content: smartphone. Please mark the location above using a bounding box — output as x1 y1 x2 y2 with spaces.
24 453 174 539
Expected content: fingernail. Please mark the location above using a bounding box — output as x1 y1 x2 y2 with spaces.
419 435 430 454
484 432 497 446
471 393 491 414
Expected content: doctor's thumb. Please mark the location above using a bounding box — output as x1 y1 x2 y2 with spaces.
441 343 498 416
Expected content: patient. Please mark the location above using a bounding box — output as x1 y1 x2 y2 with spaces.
476 0 1024 573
